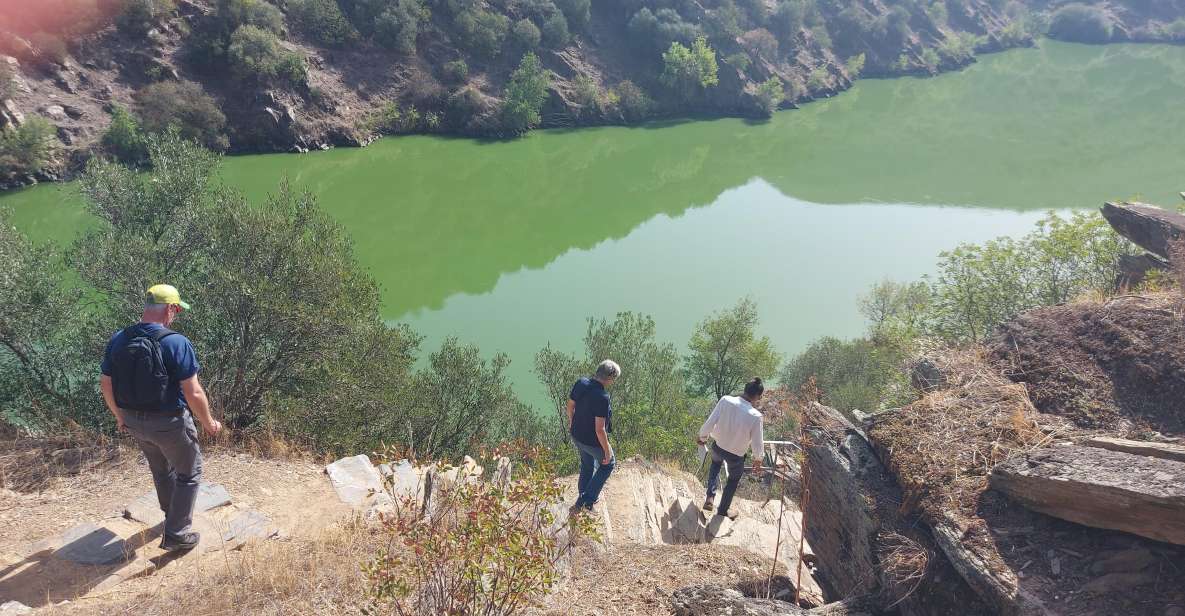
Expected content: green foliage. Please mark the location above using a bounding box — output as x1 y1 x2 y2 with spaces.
511 18 542 50
809 24 831 49
135 80 229 151
613 79 652 122
706 0 744 41
685 298 780 399
660 36 719 93
443 59 469 83
1162 18 1185 41
892 53 911 71
1048 3 1112 43
724 52 751 72
226 24 307 86
454 9 510 58
926 212 1135 343
186 0 285 67
365 446 598 614
859 279 930 340
806 66 828 90
100 105 149 165
938 31 982 62
921 47 940 70
364 102 423 133
571 74 604 116
553 0 590 32
0 208 100 430
925 0 948 26
500 52 550 135
845 52 865 78
780 335 911 415
754 76 784 117
627 8 700 53
116 0 176 37
770 0 806 43
373 0 430 52
741 27 778 58
541 11 571 48
288 0 359 46
0 117 56 179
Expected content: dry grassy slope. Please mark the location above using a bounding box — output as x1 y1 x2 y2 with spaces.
9 0 1167 180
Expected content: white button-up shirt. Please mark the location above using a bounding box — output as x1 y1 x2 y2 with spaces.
698 395 764 458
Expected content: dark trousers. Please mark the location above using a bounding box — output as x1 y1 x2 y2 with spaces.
123 410 203 537
574 440 615 509
705 442 745 515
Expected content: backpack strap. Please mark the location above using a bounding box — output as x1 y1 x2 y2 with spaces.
150 328 177 343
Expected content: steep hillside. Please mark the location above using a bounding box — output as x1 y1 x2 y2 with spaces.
1 0 1182 186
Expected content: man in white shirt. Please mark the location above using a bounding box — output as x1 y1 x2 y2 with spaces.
696 377 766 520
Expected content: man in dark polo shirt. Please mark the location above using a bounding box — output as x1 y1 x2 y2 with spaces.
99 284 222 552
566 359 620 512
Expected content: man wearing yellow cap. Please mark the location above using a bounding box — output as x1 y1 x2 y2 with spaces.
99 284 222 552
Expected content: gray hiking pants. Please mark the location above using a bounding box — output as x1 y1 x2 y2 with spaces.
123 409 203 537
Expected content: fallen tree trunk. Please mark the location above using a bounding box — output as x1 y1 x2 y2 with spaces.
1082 436 1185 463
1100 201 1185 259
990 446 1185 546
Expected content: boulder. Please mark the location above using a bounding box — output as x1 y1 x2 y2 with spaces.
325 454 384 508
990 446 1185 546
1100 202 1185 260
0 601 31 615
909 357 948 392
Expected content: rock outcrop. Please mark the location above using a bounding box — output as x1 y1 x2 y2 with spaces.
670 585 879 616
1100 201 1185 260
990 445 1185 546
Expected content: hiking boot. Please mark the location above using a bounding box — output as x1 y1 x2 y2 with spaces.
702 498 714 512
160 531 200 552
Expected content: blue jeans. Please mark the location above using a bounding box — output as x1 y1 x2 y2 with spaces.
705 442 745 515
574 440 615 509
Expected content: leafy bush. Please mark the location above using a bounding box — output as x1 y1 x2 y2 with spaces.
925 0 948 26
613 80 652 122
810 24 831 49
365 446 598 614
0 117 56 179
685 297 780 398
628 8 700 52
724 51 751 71
806 66 828 90
218 0 285 34
511 18 542 50
116 0 176 37
741 27 778 58
553 0 589 31
100 105 149 165
135 80 229 151
921 47 940 69
500 52 550 134
454 9 509 58
706 0 743 41
373 0 430 52
364 102 423 133
754 76 784 116
660 36 718 93
1048 3 1112 43
845 52 865 77
770 0 806 43
288 0 359 46
571 74 601 116
443 59 469 83
938 31 981 62
780 335 911 415
227 25 307 86
541 11 570 48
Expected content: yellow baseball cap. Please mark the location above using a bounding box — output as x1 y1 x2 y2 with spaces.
145 284 191 310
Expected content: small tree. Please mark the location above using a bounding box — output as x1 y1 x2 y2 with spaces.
510 18 542 50
288 0 358 47
540 11 570 48
135 80 229 151
453 9 509 58
660 36 719 93
226 25 307 86
374 0 430 53
116 0 176 37
553 0 589 32
500 52 550 135
858 279 930 338
0 117 57 179
443 59 469 83
845 52 865 78
101 105 149 165
614 80 652 122
754 76 784 117
685 298 780 399
741 28 778 59
1049 3 1113 43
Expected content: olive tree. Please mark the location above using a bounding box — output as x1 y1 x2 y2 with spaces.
685 297 780 399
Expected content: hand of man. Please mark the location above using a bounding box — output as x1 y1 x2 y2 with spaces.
115 415 127 433
753 459 764 473
602 449 613 465
696 437 706 446
203 419 223 436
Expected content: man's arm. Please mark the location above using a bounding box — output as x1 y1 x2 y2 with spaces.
180 376 222 435
697 399 725 444
99 375 124 431
594 416 612 464
751 418 765 471
566 398 576 427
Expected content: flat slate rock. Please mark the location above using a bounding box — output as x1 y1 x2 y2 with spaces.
1083 436 1185 463
325 454 383 508
221 509 277 543
52 523 130 565
991 445 1185 546
123 483 232 525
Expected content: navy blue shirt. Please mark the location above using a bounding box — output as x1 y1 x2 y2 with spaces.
101 323 201 412
569 377 612 447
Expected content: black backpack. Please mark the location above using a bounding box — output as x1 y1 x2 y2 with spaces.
111 327 178 412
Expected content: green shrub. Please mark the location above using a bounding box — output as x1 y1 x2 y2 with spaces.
809 24 831 49
685 298 780 398
938 31 981 62
770 0 806 43
572 74 600 115
227 25 307 86
135 80 229 150
288 0 358 46
806 66 828 90
921 47 940 69
116 0 176 37
500 52 550 134
443 59 469 83
218 0 285 34
454 9 509 58
780 335 911 415
614 79 651 122
364 102 423 133
373 0 430 52
754 76 784 116
925 0 947 26
724 51 751 71
660 36 718 93
1164 18 1185 41
553 0 590 32
706 0 743 41
845 52 865 78
627 8 699 53
741 27 778 58
541 11 570 47
0 117 56 179
1048 3 1112 43
100 105 149 165
511 18 542 50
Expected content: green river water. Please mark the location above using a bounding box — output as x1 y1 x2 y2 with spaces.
6 40 1185 408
